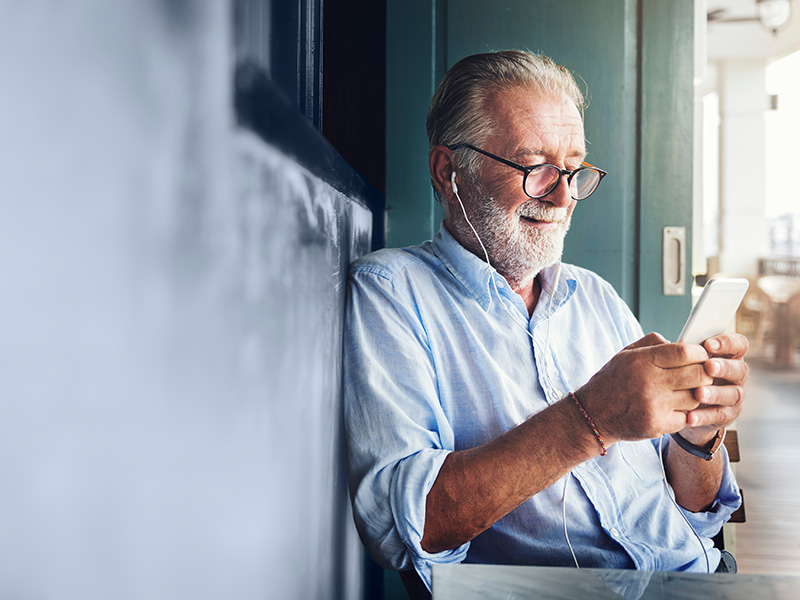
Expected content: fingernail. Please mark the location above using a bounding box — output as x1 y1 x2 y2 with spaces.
707 339 720 352
708 359 720 376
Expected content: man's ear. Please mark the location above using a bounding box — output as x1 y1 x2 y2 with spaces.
430 145 458 204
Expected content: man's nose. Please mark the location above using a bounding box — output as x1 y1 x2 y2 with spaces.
542 174 574 208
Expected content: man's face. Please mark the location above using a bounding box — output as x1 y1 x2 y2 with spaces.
450 88 586 286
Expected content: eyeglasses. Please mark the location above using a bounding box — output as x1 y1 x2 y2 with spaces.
448 143 607 201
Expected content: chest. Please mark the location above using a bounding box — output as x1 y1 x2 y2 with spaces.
421 296 625 450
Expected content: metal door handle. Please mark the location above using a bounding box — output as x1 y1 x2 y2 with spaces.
663 226 686 296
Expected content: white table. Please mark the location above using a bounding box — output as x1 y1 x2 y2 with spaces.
433 563 800 600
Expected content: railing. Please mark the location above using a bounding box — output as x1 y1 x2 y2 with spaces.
759 257 800 278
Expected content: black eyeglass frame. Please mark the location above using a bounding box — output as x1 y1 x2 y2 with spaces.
448 143 607 201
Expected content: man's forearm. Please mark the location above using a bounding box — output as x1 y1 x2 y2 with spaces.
664 434 724 512
420 396 602 553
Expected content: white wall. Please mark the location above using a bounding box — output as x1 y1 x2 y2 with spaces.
716 60 771 276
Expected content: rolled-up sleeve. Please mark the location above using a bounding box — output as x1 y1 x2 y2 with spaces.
651 436 742 539
343 263 469 587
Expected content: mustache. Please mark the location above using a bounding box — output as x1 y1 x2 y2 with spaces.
516 201 569 223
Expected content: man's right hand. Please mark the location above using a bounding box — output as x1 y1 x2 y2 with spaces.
574 333 714 445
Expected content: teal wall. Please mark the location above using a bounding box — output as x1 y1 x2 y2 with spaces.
638 0 695 338
386 0 694 338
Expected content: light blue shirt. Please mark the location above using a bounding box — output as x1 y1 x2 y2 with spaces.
343 225 741 590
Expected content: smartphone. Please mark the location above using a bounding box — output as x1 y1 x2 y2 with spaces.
677 278 749 344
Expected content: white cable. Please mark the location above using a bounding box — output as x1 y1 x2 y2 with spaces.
453 181 499 301
562 476 580 568
542 262 562 384
658 435 711 573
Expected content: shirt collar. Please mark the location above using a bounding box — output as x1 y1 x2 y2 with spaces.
429 222 577 313
429 223 495 308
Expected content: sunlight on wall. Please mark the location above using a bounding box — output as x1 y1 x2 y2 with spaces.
702 92 721 260
766 49 800 218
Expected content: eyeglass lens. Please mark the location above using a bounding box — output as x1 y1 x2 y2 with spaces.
525 166 601 200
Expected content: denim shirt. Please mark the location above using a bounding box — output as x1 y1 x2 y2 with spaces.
343 225 741 590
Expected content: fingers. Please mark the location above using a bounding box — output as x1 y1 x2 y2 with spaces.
670 363 715 393
649 341 709 370
623 333 710 370
704 355 749 387
624 332 668 350
704 332 749 359
687 354 748 429
695 381 746 408
670 388 705 412
695 355 747 408
686 401 741 429
694 354 748 409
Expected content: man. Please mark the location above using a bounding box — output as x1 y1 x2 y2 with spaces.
343 51 746 595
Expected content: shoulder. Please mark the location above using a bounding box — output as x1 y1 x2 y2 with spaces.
561 263 621 298
349 244 441 286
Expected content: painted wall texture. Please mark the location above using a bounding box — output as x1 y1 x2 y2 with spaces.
0 2 370 598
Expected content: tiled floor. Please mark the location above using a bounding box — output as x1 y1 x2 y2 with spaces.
732 351 800 576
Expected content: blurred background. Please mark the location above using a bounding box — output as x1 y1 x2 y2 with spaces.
699 0 800 363
0 1 798 599
699 0 800 579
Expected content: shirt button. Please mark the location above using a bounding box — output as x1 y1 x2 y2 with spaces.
496 279 504 287
609 527 621 539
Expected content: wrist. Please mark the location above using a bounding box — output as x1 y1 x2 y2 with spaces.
677 427 717 446
568 391 607 456
671 428 726 461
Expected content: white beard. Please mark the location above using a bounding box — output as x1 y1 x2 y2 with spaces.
453 189 571 287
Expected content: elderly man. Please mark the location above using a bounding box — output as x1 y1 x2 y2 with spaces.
343 51 746 595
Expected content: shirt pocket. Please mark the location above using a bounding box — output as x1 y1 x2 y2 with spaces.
618 440 664 484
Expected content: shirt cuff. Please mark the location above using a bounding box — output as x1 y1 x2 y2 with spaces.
390 448 470 590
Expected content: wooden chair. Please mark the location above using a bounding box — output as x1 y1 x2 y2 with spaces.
713 430 745 551
788 288 800 360
736 278 772 354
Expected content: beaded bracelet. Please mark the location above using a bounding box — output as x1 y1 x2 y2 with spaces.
569 392 607 456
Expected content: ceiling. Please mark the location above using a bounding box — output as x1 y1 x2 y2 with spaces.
706 0 800 62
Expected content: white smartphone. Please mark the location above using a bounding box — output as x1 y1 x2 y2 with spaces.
677 278 750 344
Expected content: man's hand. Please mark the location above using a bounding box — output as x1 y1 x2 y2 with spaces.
575 332 715 445
679 332 749 446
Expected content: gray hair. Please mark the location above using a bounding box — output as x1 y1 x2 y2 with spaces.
426 50 586 200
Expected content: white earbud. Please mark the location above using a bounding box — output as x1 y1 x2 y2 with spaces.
450 171 459 194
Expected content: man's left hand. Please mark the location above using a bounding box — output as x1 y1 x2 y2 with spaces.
679 332 749 445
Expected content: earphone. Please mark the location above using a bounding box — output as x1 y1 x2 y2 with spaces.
450 171 711 572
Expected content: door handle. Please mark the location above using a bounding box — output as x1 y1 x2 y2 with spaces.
662 226 686 296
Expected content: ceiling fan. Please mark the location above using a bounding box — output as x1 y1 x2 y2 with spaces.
708 0 792 34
